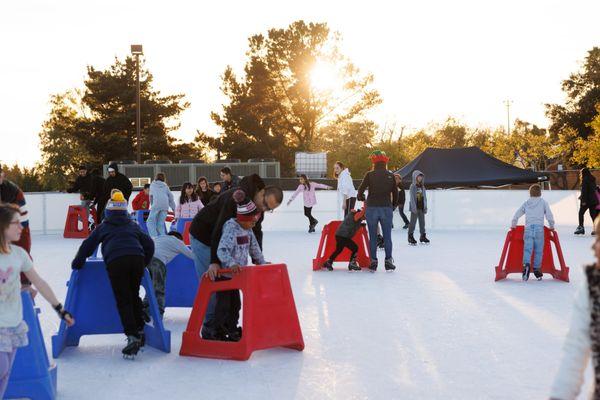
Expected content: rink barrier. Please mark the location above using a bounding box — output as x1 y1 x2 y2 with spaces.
312 220 371 270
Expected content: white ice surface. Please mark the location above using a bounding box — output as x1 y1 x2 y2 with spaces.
29 228 594 400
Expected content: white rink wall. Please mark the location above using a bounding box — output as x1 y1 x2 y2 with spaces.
25 190 586 234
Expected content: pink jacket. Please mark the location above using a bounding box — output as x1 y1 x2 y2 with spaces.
288 182 331 208
175 199 204 219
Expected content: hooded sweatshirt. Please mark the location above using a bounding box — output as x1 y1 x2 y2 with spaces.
71 209 155 268
409 170 427 214
511 197 555 229
335 208 367 239
150 180 176 212
357 165 397 207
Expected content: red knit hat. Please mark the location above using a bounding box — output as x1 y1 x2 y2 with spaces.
370 150 390 164
233 190 261 222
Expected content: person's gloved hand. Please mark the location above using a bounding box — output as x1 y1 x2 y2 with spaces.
54 303 75 326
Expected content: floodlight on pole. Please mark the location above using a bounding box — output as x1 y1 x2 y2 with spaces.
131 45 143 163
503 99 513 135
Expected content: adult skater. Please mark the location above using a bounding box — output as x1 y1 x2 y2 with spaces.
550 220 600 399
220 167 240 192
188 174 283 340
66 165 95 211
394 173 410 229
287 174 332 232
574 167 598 235
98 163 133 223
334 161 357 218
357 151 397 272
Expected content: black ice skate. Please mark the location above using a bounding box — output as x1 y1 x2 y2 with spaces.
348 255 361 271
408 234 417 246
122 335 142 359
419 234 430 244
368 260 378 273
384 258 396 271
323 259 334 271
309 220 319 233
533 268 543 281
402 223 409 230
522 263 531 281
574 226 585 235
225 326 242 342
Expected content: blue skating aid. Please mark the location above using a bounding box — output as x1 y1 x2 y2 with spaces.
52 259 171 358
165 253 199 308
6 291 57 400
174 218 193 234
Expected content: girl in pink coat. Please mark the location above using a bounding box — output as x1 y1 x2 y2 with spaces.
175 182 204 220
287 174 332 233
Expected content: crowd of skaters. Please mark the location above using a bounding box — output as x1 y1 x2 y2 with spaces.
3 158 600 397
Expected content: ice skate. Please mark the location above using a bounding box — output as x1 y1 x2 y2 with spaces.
323 259 334 271
122 335 142 359
368 260 378 273
533 268 543 281
574 225 585 235
419 234 430 244
408 234 417 246
348 255 361 271
522 263 530 281
384 258 396 271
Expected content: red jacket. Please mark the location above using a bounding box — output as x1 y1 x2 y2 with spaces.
132 191 150 211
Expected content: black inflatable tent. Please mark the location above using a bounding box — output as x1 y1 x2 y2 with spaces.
395 147 548 188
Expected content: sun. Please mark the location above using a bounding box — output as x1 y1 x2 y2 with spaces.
310 61 341 92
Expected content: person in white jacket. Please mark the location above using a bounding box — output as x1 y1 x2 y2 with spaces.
550 222 600 400
334 161 358 219
147 173 176 237
511 184 555 281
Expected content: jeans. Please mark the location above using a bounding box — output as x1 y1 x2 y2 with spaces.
106 255 145 337
147 209 167 237
409 210 426 236
143 258 167 316
365 206 393 260
523 224 544 269
190 236 216 322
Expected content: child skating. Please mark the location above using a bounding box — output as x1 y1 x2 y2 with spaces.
71 190 154 358
0 204 74 398
204 190 266 341
287 174 332 233
408 170 430 245
511 184 555 281
322 208 366 272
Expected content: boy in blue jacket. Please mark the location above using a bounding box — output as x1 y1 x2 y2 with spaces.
72 189 154 358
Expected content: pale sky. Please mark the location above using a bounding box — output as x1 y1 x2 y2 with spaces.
1 0 599 167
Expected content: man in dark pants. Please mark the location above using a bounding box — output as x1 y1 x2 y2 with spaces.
97 163 133 222
394 174 410 229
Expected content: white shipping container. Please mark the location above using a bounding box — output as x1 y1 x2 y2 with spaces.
295 152 327 178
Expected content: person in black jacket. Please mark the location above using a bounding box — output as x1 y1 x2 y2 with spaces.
220 167 240 192
71 190 154 358
67 165 94 204
575 167 599 235
394 174 410 229
188 174 283 340
196 176 216 206
322 208 366 272
357 151 398 272
97 163 133 223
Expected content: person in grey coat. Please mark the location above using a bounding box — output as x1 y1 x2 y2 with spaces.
408 170 429 245
147 173 176 237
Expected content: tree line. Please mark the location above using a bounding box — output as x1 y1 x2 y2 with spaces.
2 21 599 191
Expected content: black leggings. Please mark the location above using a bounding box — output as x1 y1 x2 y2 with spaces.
344 197 357 217
579 203 598 226
397 203 409 225
328 236 358 261
304 206 317 225
106 255 145 337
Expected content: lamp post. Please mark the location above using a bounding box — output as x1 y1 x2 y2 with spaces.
503 99 513 135
131 44 143 163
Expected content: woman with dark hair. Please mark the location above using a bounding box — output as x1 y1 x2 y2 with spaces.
175 182 203 221
334 161 357 218
287 174 332 233
196 176 216 206
357 151 398 272
575 168 599 235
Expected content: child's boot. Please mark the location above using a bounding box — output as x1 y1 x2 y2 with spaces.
323 259 334 271
122 335 142 359
574 225 585 235
348 255 361 271
408 234 417 246
533 268 543 281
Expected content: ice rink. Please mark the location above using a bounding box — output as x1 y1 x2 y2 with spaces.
29 226 593 400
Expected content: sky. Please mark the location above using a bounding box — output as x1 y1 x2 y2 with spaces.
0 0 599 167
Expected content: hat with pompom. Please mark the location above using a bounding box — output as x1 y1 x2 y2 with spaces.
233 190 261 222
106 189 128 211
369 150 390 164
